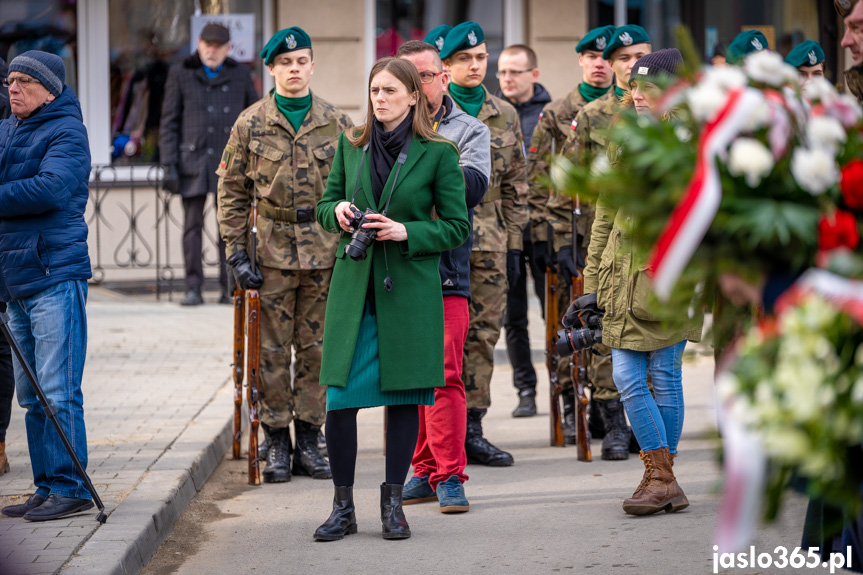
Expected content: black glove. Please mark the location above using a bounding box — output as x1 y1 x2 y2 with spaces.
562 292 602 329
557 245 580 281
162 164 180 194
506 249 522 288
227 250 263 291
533 241 555 273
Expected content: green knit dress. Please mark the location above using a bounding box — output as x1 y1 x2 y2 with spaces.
326 301 435 411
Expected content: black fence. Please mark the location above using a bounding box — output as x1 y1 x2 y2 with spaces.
87 164 222 300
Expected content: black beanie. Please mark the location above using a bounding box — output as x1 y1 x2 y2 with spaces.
630 48 683 84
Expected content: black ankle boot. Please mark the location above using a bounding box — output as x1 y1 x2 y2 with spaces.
293 420 332 479
597 398 631 461
314 485 357 541
261 424 292 483
380 483 411 540
464 408 514 466
562 389 576 445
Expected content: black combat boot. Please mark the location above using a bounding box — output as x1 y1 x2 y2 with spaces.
293 420 332 479
380 483 411 540
588 396 606 440
561 388 576 445
464 408 514 466
314 485 358 541
261 423 292 483
597 398 631 461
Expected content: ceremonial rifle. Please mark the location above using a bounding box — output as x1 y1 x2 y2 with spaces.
231 265 245 460
247 155 262 485
570 193 592 462
546 139 564 447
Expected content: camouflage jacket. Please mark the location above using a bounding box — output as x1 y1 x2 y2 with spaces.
846 62 863 104
526 86 588 246
217 92 354 270
455 86 528 252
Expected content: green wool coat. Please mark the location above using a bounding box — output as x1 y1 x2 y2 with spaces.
316 131 470 392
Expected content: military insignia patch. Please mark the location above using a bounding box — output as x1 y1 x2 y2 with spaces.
287 35 297 49
468 30 478 46
596 36 607 50
808 50 817 65
571 119 578 130
751 37 763 51
435 36 445 50
620 32 633 46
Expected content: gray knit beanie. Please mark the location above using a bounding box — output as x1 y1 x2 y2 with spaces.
631 48 683 84
8 50 65 97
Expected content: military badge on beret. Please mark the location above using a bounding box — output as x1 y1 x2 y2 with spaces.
596 36 607 50
468 31 478 46
808 51 817 65
435 36 445 50
620 32 633 46
751 37 763 51
287 35 297 50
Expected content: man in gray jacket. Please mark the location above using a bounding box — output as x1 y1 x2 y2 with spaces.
159 23 258 305
397 40 490 513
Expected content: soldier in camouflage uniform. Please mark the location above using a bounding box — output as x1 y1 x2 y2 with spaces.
527 25 615 450
564 25 652 460
440 22 529 466
837 0 863 103
217 27 354 483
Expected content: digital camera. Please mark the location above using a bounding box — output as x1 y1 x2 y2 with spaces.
345 206 379 261
555 293 603 357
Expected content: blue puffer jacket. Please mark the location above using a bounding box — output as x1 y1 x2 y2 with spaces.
0 86 92 302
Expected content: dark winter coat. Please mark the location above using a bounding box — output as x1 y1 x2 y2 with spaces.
159 53 258 198
495 82 552 149
0 58 8 120
0 86 92 302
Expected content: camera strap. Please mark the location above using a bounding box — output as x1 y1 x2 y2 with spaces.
347 144 370 208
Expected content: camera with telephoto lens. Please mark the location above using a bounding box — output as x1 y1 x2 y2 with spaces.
345 205 380 261
556 293 603 357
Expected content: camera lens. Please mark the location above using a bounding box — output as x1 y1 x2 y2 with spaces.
345 227 376 261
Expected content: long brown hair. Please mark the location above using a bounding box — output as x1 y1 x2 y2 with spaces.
347 57 443 147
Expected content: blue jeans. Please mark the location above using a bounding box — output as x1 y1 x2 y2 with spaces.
611 341 686 454
7 280 90 500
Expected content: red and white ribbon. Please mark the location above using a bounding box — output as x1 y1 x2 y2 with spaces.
647 87 766 300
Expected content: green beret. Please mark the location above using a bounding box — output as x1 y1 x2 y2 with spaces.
785 40 825 68
726 30 769 64
260 27 312 65
440 21 486 60
424 25 452 52
602 25 650 60
576 25 616 54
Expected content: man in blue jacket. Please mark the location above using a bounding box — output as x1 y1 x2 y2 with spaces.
0 51 94 522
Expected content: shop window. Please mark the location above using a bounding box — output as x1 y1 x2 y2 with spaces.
108 0 265 165
375 0 505 93
0 0 79 94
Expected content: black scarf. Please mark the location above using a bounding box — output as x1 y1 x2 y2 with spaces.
368 111 413 203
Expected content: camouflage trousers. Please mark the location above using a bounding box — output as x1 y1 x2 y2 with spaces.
464 251 507 410
257 266 331 428
553 274 618 401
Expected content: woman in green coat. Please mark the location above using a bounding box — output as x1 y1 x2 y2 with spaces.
582 50 703 517
312 58 470 542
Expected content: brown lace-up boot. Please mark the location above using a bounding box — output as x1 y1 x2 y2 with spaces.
622 447 689 516
0 442 8 475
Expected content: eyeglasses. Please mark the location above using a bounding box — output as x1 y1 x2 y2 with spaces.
495 68 535 79
419 71 442 84
2 76 41 88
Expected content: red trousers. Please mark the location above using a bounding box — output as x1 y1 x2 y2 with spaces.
412 296 469 489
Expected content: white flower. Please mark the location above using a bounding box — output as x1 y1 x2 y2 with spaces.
807 115 847 154
550 155 574 190
591 153 610 176
744 50 795 87
702 65 748 92
727 137 774 187
743 97 771 131
674 125 692 142
686 82 729 122
852 377 863 404
803 77 839 103
790 147 838 195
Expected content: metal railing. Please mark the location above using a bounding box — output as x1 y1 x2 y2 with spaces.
87 164 223 299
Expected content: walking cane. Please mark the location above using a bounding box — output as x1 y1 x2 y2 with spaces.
0 311 108 523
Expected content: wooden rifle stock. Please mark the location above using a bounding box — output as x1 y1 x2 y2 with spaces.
247 154 262 485
571 194 592 462
546 256 563 447
232 279 245 460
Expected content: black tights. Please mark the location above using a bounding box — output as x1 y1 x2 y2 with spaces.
325 405 419 487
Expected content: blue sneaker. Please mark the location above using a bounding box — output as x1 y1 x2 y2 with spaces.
403 475 436 504
436 475 469 513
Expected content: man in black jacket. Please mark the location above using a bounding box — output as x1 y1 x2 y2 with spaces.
159 23 258 305
495 44 551 417
0 57 10 476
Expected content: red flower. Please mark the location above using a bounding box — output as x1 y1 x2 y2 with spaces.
818 209 860 252
840 160 863 210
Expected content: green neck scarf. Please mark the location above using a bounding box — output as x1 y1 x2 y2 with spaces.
614 85 628 100
448 83 485 118
274 92 312 132
578 82 611 103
